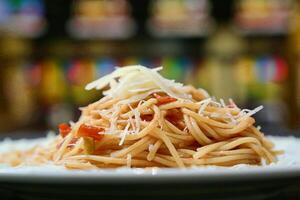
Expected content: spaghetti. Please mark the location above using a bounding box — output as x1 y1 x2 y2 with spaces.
0 65 282 169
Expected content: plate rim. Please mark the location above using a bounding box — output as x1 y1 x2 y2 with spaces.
0 165 300 184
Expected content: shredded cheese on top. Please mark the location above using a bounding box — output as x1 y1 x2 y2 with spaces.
86 65 193 101
220 98 226 108
198 98 211 115
119 123 130 146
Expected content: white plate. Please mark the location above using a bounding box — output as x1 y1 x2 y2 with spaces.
0 165 300 184
0 136 299 183
0 136 299 199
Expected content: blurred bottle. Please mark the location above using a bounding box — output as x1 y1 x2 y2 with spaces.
67 0 135 39
196 25 247 104
67 58 99 106
0 37 35 131
234 0 291 35
287 1 300 128
0 0 46 38
96 57 117 76
148 0 213 37
246 56 288 125
40 59 71 129
161 56 186 82
38 59 67 105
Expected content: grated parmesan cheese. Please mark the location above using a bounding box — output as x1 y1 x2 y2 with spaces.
220 98 226 108
133 106 141 134
237 105 264 122
198 98 211 115
85 65 195 101
119 123 131 146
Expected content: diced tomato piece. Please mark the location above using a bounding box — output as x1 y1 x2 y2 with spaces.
141 114 153 121
58 123 72 138
165 109 185 130
93 148 106 155
77 124 104 141
153 93 177 106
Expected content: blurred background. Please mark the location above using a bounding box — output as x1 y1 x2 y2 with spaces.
0 0 299 136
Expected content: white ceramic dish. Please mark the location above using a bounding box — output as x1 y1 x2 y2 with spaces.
0 135 299 183
0 136 299 199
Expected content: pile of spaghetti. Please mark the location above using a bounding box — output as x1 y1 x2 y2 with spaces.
0 65 282 169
